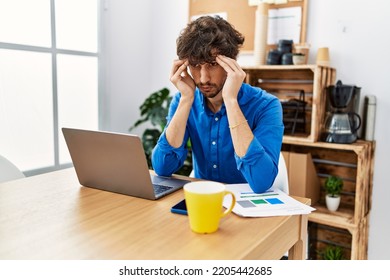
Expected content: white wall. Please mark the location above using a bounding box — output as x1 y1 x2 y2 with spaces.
101 0 188 136
100 0 152 135
102 0 390 259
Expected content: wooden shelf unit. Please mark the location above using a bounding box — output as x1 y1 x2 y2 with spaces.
243 65 336 142
282 139 375 260
244 65 375 259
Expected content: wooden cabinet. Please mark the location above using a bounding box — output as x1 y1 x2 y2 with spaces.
243 65 336 142
243 65 375 259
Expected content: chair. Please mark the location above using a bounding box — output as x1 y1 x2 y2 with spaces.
271 152 289 194
0 155 25 183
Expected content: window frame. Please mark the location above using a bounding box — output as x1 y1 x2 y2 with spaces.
0 0 101 176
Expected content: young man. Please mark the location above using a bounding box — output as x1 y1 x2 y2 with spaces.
152 16 284 193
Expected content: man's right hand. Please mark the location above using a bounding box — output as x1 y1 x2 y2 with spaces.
170 59 196 100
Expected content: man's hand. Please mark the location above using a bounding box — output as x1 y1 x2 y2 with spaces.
166 59 195 149
216 55 246 102
170 59 196 100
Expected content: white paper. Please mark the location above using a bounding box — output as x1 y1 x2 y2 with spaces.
223 183 315 217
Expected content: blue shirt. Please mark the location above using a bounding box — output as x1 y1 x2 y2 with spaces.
151 83 284 193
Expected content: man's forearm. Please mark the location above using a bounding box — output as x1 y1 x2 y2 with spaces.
225 98 254 157
166 97 193 148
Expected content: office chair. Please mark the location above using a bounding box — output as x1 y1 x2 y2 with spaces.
0 154 25 183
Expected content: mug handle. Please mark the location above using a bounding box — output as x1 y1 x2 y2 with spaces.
221 191 236 218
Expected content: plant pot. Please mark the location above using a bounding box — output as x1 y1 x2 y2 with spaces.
292 53 306 65
325 194 341 212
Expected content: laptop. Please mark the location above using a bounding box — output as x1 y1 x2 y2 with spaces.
62 127 190 200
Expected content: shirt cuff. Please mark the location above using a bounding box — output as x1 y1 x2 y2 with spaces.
235 138 265 169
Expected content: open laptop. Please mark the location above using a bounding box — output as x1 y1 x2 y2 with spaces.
62 127 190 200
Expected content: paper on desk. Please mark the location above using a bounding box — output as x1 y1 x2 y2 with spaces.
223 184 315 218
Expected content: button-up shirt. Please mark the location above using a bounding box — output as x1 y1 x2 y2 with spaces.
152 83 284 193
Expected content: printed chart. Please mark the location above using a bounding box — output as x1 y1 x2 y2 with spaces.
223 184 315 217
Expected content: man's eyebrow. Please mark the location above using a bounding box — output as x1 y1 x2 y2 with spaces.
189 60 217 67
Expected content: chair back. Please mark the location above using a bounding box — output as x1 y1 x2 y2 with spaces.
271 152 289 194
0 155 25 183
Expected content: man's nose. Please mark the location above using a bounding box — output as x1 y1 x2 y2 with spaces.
199 65 211 84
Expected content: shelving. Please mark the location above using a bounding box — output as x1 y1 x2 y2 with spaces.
282 139 375 260
243 65 336 142
243 65 375 259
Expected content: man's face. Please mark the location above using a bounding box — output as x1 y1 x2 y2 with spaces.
188 60 227 99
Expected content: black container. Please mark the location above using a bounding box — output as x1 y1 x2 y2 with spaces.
266 49 282 65
281 53 293 65
277 39 293 54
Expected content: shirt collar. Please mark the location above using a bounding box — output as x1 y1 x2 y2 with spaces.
197 89 226 116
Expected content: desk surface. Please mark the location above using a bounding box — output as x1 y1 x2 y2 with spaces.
0 168 309 260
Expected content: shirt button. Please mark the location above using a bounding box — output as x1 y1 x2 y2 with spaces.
215 117 219 121
212 141 216 145
213 164 218 169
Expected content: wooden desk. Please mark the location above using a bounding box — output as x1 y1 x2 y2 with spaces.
0 168 309 260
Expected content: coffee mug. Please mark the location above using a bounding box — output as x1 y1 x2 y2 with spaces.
183 181 236 234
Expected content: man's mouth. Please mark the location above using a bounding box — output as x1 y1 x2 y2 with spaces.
199 84 215 92
200 86 212 92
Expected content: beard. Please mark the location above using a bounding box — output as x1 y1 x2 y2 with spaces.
197 82 224 99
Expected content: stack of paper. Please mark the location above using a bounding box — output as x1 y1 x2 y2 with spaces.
223 184 315 217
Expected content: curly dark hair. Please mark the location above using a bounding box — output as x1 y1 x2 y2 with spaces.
176 16 245 66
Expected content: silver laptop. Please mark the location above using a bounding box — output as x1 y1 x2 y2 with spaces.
62 127 190 200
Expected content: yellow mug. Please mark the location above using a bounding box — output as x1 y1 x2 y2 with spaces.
183 181 236 234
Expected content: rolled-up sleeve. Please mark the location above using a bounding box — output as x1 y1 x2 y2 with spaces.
152 131 188 176
235 95 284 193
151 93 189 176
235 136 278 193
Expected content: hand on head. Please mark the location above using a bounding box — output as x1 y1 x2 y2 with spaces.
170 59 196 100
215 55 246 102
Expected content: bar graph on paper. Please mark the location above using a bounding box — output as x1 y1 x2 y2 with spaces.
223 184 315 217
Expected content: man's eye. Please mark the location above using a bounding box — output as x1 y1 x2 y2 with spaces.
189 62 218 69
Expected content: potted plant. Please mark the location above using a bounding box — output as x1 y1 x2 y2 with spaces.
319 245 344 260
129 88 192 176
324 175 343 211
292 53 306 65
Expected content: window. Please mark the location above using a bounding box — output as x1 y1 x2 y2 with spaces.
0 0 99 175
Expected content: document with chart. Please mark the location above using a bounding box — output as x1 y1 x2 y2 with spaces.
223 184 316 217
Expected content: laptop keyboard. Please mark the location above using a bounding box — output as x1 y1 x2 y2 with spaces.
153 184 172 195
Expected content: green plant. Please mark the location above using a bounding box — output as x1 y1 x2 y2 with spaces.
324 175 343 197
129 87 192 176
319 245 344 260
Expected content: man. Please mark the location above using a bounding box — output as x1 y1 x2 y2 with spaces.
152 16 284 193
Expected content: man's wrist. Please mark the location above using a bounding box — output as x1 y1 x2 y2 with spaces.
223 97 239 108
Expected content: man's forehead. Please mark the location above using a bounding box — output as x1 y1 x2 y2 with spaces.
188 51 218 64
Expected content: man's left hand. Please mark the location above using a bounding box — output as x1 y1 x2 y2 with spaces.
216 55 246 102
